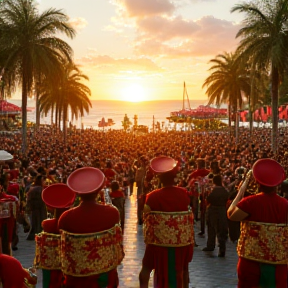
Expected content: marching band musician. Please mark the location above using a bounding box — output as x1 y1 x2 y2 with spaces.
34 183 76 288
0 177 17 255
6 178 20 251
58 167 124 288
0 254 37 288
227 159 288 288
226 166 247 243
139 156 194 288
187 158 210 234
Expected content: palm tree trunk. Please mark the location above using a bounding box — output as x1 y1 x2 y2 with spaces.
50 105 54 125
249 101 253 136
55 107 59 129
233 102 238 138
235 111 239 144
271 65 279 154
249 69 255 136
63 105 67 143
35 93 40 130
228 103 231 137
21 74 28 155
58 109 62 130
35 74 41 131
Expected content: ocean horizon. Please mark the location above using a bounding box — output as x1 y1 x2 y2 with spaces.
9 99 208 130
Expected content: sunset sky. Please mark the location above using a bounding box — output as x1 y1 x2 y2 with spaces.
36 0 244 102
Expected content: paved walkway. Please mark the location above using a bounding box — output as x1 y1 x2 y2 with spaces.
13 194 239 288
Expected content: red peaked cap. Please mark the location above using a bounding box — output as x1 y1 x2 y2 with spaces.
150 156 178 175
252 158 285 187
67 167 105 194
42 183 76 208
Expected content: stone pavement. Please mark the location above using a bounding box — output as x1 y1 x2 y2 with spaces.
13 194 238 288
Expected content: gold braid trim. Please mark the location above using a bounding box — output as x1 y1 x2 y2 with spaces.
237 221 288 264
60 224 124 277
143 210 194 247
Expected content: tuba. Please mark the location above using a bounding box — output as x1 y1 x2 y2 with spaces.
236 170 258 195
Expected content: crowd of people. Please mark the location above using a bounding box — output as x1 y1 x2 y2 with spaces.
0 125 288 287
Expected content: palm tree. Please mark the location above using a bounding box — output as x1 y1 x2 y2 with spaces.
202 52 250 135
0 0 75 153
0 50 15 100
39 62 92 142
247 64 269 133
231 0 288 153
279 73 288 104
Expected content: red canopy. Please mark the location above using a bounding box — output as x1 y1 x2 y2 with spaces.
0 100 21 112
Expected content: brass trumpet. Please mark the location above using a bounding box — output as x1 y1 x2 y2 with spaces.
23 267 37 288
236 170 258 195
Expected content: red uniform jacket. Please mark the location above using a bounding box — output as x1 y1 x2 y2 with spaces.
236 192 288 288
0 193 17 244
143 186 194 288
0 254 27 288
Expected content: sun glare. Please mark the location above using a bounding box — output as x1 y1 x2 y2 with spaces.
121 84 146 102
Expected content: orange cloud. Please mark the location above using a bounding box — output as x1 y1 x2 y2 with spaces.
68 17 88 30
115 0 175 18
136 15 200 41
134 15 241 57
77 54 162 73
110 0 241 58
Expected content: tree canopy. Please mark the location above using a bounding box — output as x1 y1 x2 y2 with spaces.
0 0 76 153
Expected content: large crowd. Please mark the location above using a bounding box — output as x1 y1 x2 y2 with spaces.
1 126 287 194
3 125 288 179
1 125 288 287
1 126 288 232
0 126 287 235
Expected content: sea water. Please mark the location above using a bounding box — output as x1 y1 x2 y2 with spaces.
9 99 207 130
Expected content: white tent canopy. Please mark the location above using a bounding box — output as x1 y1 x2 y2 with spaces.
0 150 13 161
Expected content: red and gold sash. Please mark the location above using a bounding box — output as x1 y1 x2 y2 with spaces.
60 225 124 276
237 221 288 264
34 232 61 270
143 210 194 247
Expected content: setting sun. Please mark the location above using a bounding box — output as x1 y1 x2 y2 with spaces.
121 84 146 102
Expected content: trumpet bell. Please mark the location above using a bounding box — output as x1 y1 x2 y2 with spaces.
236 170 258 195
